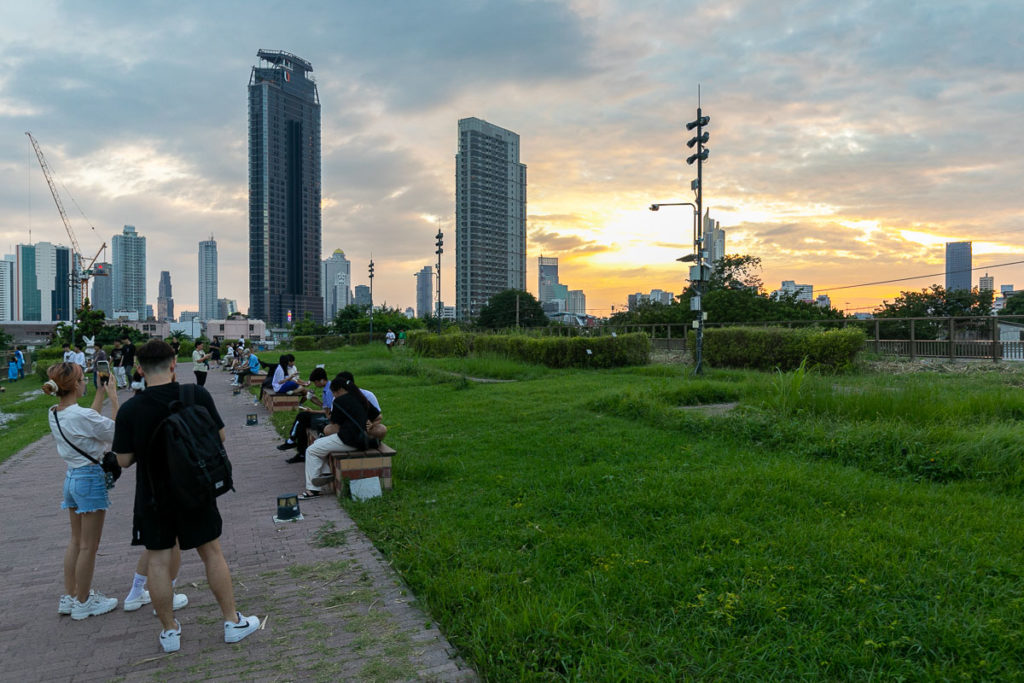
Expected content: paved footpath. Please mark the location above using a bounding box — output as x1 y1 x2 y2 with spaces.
0 364 476 682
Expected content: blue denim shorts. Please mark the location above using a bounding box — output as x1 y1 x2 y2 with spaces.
61 464 110 514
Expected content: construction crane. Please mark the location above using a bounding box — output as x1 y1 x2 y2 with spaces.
25 131 107 311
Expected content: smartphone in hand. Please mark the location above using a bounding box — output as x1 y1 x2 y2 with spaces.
96 360 110 384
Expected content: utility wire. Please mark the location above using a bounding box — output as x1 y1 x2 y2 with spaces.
817 259 1024 294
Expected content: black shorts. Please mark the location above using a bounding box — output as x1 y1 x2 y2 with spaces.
132 503 222 551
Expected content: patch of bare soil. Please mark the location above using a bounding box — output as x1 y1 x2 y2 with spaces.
676 402 738 416
650 349 690 365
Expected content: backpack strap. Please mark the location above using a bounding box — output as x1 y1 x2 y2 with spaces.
179 382 197 408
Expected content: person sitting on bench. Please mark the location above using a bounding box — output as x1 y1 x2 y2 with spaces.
299 372 383 499
278 367 331 464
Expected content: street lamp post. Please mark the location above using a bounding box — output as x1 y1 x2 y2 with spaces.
649 201 704 373
435 229 443 334
368 259 375 341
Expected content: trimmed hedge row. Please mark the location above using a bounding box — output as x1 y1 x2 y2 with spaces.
693 326 865 371
407 331 651 368
292 333 377 351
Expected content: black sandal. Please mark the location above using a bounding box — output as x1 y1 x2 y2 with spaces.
298 490 321 500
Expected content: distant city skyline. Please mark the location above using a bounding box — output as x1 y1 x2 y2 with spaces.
2 2 1021 317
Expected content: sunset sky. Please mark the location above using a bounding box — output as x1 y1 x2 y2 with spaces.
1 0 1021 317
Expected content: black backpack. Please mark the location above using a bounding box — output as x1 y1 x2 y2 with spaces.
147 384 233 510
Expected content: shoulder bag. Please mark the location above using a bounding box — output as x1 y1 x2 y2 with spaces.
52 408 122 489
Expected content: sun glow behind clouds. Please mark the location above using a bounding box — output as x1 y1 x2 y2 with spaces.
66 142 193 199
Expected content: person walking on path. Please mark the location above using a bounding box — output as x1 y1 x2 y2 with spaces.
44 361 120 621
113 340 259 653
192 340 211 387
120 337 136 384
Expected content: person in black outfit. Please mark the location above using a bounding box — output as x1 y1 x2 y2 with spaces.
120 337 136 384
300 372 381 499
113 340 259 653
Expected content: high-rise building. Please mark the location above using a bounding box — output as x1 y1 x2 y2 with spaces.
14 242 73 321
217 298 238 318
538 256 559 303
248 49 323 326
455 117 526 320
91 262 112 318
415 266 433 318
157 270 174 322
0 258 13 322
945 241 972 291
198 237 218 321
112 225 146 320
353 284 371 308
979 274 994 292
567 289 586 316
704 209 726 270
775 280 814 301
321 250 352 321
178 310 199 323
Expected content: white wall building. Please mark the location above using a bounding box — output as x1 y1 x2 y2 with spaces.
322 249 352 321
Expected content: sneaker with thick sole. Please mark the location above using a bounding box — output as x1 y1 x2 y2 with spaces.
124 590 152 612
152 593 189 615
71 591 118 620
58 594 73 616
276 441 296 451
160 619 182 653
224 612 260 643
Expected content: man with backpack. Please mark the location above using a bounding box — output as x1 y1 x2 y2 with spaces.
113 340 259 653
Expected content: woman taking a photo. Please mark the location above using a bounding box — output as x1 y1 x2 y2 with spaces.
44 361 120 620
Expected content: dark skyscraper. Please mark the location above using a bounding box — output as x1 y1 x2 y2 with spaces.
945 241 972 291
248 49 322 325
157 270 174 321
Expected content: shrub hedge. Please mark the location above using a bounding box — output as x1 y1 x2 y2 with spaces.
694 326 865 371
33 347 66 381
293 333 379 351
408 331 650 368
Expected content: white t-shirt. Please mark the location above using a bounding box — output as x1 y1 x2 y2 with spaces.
49 405 115 469
192 348 209 372
73 351 86 368
361 389 381 412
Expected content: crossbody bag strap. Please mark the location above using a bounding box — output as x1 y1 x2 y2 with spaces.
333 403 375 449
52 408 102 466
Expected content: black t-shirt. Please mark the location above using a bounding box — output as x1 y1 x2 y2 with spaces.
121 343 136 368
330 391 380 449
110 347 123 365
112 382 225 513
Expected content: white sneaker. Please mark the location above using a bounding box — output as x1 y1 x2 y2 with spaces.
58 594 73 616
71 591 118 620
160 619 182 653
224 612 260 643
124 590 152 612
152 593 189 615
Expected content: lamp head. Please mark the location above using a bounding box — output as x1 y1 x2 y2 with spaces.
649 204 660 212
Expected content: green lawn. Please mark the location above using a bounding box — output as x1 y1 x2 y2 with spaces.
10 346 1024 679
324 348 1024 680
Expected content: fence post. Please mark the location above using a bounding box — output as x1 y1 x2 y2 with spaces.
992 316 1000 362
874 319 880 354
910 319 916 361
949 317 955 361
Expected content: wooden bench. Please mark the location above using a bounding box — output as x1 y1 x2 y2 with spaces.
245 372 267 387
261 390 301 412
326 444 396 494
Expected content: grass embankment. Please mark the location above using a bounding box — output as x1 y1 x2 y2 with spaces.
284 347 1024 680
0 379 114 465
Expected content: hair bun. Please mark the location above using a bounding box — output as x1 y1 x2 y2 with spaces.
42 379 59 396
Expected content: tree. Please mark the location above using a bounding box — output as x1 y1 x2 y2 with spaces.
874 285 993 340
292 312 330 337
999 292 1024 317
478 290 548 329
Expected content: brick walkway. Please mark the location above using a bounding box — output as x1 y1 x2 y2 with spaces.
0 364 476 682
